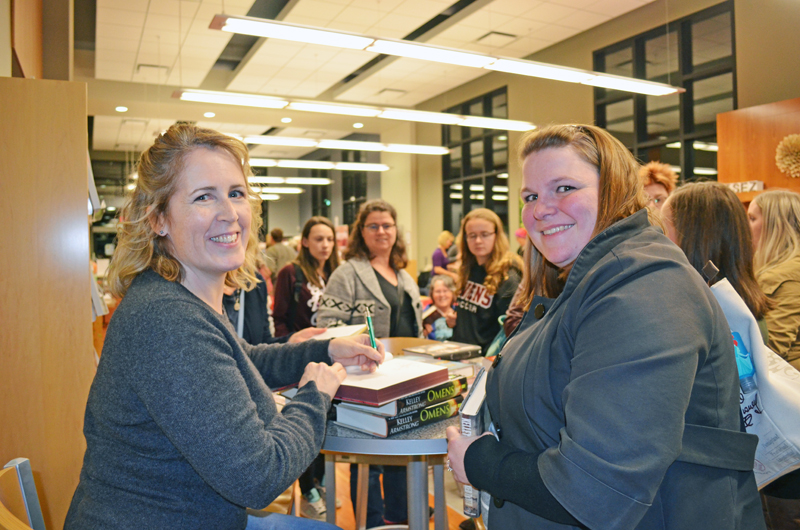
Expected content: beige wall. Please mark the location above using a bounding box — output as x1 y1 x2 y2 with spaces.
380 121 418 261
411 0 798 263
1 0 10 76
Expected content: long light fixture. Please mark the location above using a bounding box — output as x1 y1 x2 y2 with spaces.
244 135 449 155
174 89 535 131
251 186 304 194
249 158 389 171
248 176 333 185
210 15 684 97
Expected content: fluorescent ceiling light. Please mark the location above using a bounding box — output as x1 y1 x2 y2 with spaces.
366 39 495 68
248 176 333 185
450 184 463 190
470 194 485 200
276 160 335 169
694 167 718 175
487 59 594 83
252 186 304 194
450 193 463 199
244 135 448 155
492 195 508 201
213 15 373 50
384 144 449 155
250 159 389 171
497 173 509 179
469 184 485 191
666 141 718 152
259 194 281 200
248 176 286 184
174 89 534 131
178 89 288 109
492 186 509 192
211 15 683 97
317 139 384 151
583 75 678 96
287 102 381 117
286 177 333 185
379 109 462 125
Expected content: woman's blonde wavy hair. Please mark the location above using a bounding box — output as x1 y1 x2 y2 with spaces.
107 123 262 298
752 189 800 275
456 208 522 297
517 124 650 308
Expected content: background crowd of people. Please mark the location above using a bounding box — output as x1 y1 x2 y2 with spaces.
69 122 800 530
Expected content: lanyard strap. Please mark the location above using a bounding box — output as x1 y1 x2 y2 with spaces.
236 289 246 338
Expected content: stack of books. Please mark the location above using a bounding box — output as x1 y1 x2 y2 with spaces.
333 358 468 437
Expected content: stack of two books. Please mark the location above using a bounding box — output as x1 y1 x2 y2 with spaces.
333 358 468 438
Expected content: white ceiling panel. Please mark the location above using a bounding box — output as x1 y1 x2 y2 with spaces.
92 116 176 152
522 3 579 24
95 0 252 86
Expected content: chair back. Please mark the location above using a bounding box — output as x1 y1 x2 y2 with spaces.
0 459 45 530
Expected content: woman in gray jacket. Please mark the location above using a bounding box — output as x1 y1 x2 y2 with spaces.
317 199 423 527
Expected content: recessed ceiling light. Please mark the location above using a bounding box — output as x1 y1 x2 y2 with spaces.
115 106 128 113
281 117 292 123
106 206 117 211
204 112 216 118
353 122 364 129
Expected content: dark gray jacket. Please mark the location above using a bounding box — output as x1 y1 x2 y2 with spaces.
465 210 764 530
65 270 332 529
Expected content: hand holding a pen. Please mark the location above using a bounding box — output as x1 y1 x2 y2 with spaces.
327 334 386 373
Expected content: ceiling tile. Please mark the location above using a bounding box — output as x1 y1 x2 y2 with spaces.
147 0 201 17
481 0 543 17
587 0 646 18
95 23 143 40
557 9 611 30
97 0 150 12
530 23 581 42
285 0 347 22
492 17 546 39
96 7 148 27
333 6 384 29
96 35 140 53
388 0 447 19
521 3 578 24
143 13 183 32
349 0 405 12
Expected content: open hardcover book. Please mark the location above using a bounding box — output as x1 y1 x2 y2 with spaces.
334 358 449 406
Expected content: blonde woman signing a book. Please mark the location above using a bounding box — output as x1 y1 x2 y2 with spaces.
65 125 384 530
445 124 764 530
317 199 424 528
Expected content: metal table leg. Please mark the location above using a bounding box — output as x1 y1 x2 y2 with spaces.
325 454 337 526
433 462 448 530
406 456 429 530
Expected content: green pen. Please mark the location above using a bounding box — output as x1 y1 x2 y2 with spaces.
364 307 378 350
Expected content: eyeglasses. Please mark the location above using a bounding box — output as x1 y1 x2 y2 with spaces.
365 223 396 232
465 231 496 242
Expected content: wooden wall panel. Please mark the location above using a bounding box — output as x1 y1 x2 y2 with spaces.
717 97 800 193
0 77 95 529
10 0 43 78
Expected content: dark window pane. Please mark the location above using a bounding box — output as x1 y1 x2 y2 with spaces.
646 92 680 139
445 183 463 234
639 144 681 177
693 12 732 67
601 46 633 99
492 93 507 118
448 124 461 145
605 99 635 146
691 135 719 181
469 139 483 175
449 146 462 179
693 73 733 130
645 30 678 83
468 101 482 116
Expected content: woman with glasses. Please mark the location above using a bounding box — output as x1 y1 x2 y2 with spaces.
449 208 522 355
317 199 423 528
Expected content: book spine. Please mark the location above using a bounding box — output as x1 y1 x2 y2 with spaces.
386 395 463 436
461 411 482 517
394 376 468 417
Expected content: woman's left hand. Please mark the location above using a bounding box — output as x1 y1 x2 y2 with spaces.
446 426 491 485
328 335 385 372
288 327 327 343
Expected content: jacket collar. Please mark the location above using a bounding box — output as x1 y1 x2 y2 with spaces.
561 208 653 298
349 257 390 305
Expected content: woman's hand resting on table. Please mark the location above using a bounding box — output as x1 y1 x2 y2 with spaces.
328 335 386 373
446 426 493 485
299 362 347 399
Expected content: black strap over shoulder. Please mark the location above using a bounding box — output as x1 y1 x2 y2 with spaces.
286 264 305 333
677 423 759 471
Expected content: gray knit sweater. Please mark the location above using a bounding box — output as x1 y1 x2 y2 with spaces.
65 270 332 529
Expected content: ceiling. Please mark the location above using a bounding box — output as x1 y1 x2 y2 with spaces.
81 0 658 160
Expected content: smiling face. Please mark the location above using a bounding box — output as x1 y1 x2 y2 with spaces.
303 222 335 264
361 210 397 257
521 146 600 268
430 280 454 310
157 147 251 293
748 200 763 249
